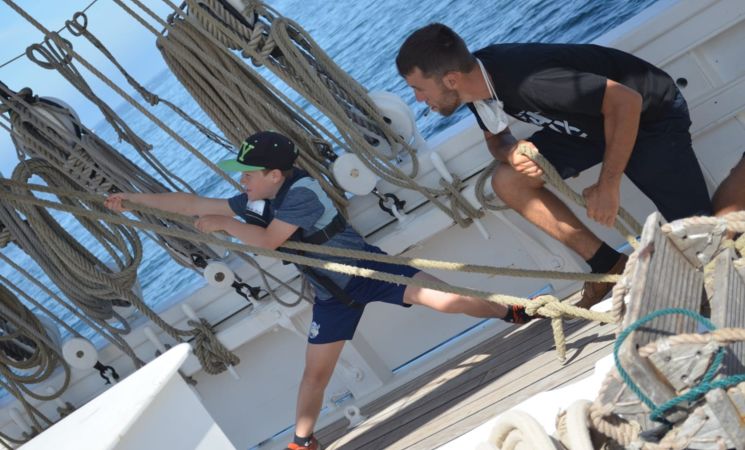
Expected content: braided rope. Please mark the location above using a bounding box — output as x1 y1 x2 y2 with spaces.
0 84 221 269
0 177 625 283
0 180 622 362
0 163 239 375
150 0 481 223
515 143 642 246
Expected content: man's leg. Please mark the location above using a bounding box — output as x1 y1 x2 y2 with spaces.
293 340 345 446
624 92 712 220
713 156 745 216
491 163 602 260
490 138 626 309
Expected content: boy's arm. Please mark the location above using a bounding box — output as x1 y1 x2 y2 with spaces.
105 192 233 217
195 216 298 250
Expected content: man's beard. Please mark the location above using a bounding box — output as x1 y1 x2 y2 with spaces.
435 87 461 116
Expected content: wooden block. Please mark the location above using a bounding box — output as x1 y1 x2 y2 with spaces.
671 387 745 450
617 213 706 424
648 342 719 392
710 248 745 375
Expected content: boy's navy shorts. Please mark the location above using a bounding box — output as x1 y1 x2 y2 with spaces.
529 89 712 220
307 244 420 344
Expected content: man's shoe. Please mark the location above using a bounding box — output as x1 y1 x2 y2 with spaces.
286 437 320 450
576 254 628 310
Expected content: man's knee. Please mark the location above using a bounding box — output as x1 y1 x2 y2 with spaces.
490 163 543 203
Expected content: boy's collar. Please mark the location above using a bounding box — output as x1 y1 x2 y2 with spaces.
271 168 307 205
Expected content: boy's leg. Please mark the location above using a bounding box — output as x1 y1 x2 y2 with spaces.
402 271 509 318
294 340 346 441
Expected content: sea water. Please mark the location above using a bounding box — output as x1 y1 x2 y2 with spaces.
0 0 659 346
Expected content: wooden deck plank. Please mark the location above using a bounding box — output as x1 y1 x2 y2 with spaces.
319 319 585 444
318 316 616 450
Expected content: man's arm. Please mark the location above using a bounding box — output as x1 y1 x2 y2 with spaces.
582 79 642 226
195 216 298 250
105 192 233 217
484 127 544 178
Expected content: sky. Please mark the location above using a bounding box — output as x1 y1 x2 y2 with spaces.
0 0 174 176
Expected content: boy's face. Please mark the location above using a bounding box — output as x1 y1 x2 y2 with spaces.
239 169 281 201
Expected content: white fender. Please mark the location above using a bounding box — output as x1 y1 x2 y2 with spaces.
367 91 426 158
332 153 380 195
62 337 98 370
203 261 235 289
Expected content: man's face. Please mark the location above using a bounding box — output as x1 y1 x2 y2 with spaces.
404 67 461 116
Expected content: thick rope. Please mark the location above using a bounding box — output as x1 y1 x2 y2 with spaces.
0 283 70 444
0 177 626 284
150 0 480 224
514 143 642 246
0 84 221 270
0 163 239 375
0 181 620 362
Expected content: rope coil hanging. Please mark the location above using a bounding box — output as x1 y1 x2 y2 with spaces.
0 283 70 446
0 160 240 376
150 0 483 225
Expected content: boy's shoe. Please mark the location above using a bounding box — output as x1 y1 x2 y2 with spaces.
575 254 628 310
504 304 532 324
286 437 320 450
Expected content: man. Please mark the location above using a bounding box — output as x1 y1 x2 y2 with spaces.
396 24 713 308
105 131 533 450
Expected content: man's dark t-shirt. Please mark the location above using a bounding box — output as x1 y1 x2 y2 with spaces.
466 43 678 142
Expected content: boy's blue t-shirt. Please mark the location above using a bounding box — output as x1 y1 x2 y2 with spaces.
228 171 367 300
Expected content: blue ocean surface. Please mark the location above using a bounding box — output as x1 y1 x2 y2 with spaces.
0 0 659 348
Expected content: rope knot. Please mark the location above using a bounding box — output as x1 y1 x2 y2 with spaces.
188 318 240 375
525 295 561 318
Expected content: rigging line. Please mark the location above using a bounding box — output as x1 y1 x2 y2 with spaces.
0 0 100 71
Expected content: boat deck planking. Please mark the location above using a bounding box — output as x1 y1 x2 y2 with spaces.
318 300 617 450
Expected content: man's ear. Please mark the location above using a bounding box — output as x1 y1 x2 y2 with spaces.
442 71 460 90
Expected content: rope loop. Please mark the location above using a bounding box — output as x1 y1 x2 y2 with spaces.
65 11 89 37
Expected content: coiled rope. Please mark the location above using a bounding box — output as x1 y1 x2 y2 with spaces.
0 161 239 375
0 283 69 445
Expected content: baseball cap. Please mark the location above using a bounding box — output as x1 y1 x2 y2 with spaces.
218 131 298 172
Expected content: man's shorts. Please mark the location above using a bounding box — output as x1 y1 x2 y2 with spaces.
307 244 420 344
529 90 712 220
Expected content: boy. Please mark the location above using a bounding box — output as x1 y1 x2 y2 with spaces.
105 131 531 450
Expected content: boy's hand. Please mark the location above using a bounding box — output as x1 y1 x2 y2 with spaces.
195 215 233 233
104 193 131 212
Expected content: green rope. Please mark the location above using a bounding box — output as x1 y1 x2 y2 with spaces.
613 307 745 424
